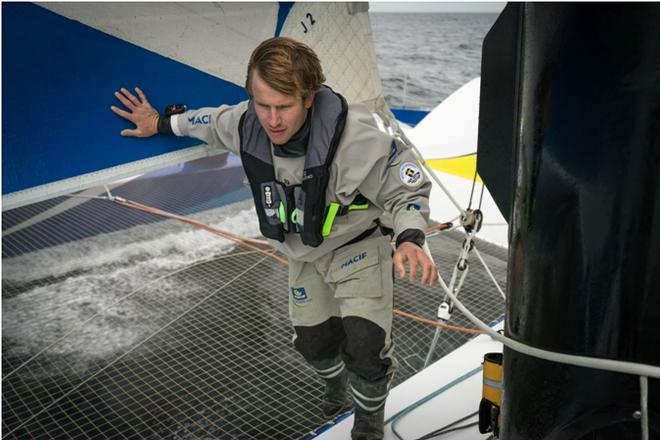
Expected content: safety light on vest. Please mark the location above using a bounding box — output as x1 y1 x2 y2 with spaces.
278 202 287 226
478 352 503 437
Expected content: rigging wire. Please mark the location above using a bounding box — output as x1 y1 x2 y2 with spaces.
423 232 475 368
473 247 506 300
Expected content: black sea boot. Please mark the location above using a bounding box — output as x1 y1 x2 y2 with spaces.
351 405 385 440
350 373 391 440
311 358 352 419
321 367 352 419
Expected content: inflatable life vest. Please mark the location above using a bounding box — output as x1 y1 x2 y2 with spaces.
239 86 349 247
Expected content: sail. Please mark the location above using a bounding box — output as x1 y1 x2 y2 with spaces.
2 2 385 210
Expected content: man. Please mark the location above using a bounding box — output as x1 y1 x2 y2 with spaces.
111 36 437 440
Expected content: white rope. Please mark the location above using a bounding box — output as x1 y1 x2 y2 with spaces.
423 232 474 367
474 247 506 300
423 242 660 379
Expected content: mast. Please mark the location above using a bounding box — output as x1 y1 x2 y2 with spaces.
478 3 660 438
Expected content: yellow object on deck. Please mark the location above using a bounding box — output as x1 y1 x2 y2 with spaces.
482 352 503 405
479 352 503 437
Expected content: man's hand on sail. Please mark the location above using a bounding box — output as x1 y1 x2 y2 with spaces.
111 87 159 137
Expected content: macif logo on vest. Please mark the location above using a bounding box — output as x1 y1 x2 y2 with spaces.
341 251 368 270
291 287 310 306
400 162 423 187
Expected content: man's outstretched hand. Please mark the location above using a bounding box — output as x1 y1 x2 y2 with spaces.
393 242 438 288
111 87 159 137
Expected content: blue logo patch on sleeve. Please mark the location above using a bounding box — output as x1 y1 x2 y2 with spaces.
291 287 310 306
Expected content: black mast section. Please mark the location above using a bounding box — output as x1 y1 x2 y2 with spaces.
478 3 660 438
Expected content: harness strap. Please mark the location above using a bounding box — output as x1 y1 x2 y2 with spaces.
321 199 370 237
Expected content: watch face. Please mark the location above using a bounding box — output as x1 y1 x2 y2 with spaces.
165 104 187 116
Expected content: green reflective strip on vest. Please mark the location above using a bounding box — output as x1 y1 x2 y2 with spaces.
291 209 298 225
322 202 341 237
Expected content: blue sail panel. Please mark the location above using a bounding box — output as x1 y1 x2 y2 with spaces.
2 3 247 197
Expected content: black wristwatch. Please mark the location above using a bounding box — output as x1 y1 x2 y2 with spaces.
164 104 187 116
158 104 187 135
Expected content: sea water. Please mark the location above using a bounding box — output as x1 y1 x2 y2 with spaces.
371 12 499 109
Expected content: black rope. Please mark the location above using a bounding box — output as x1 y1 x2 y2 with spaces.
478 181 486 210
467 164 479 210
413 410 480 440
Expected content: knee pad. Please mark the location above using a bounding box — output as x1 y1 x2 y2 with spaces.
341 316 394 381
293 316 345 363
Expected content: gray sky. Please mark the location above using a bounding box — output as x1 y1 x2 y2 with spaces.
369 2 506 13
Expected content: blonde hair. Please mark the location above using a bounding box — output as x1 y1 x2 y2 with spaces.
246 37 326 100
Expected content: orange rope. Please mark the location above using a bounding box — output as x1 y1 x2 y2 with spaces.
393 309 485 335
112 198 288 265
112 197 484 334
426 222 452 233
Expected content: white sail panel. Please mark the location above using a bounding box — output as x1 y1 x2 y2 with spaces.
280 3 383 108
38 2 278 86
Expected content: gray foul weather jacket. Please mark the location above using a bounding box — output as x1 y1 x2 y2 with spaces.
168 93 432 262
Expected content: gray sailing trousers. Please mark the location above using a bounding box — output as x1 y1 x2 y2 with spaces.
288 232 398 411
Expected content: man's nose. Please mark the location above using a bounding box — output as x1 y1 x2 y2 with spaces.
268 108 280 126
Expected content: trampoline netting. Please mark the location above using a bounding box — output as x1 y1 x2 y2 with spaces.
3 191 506 439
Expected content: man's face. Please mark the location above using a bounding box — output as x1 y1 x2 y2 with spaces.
250 70 314 145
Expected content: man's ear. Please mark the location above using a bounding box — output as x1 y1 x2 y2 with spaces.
304 91 315 109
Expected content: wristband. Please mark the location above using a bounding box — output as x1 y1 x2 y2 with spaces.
395 228 426 249
158 104 186 135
